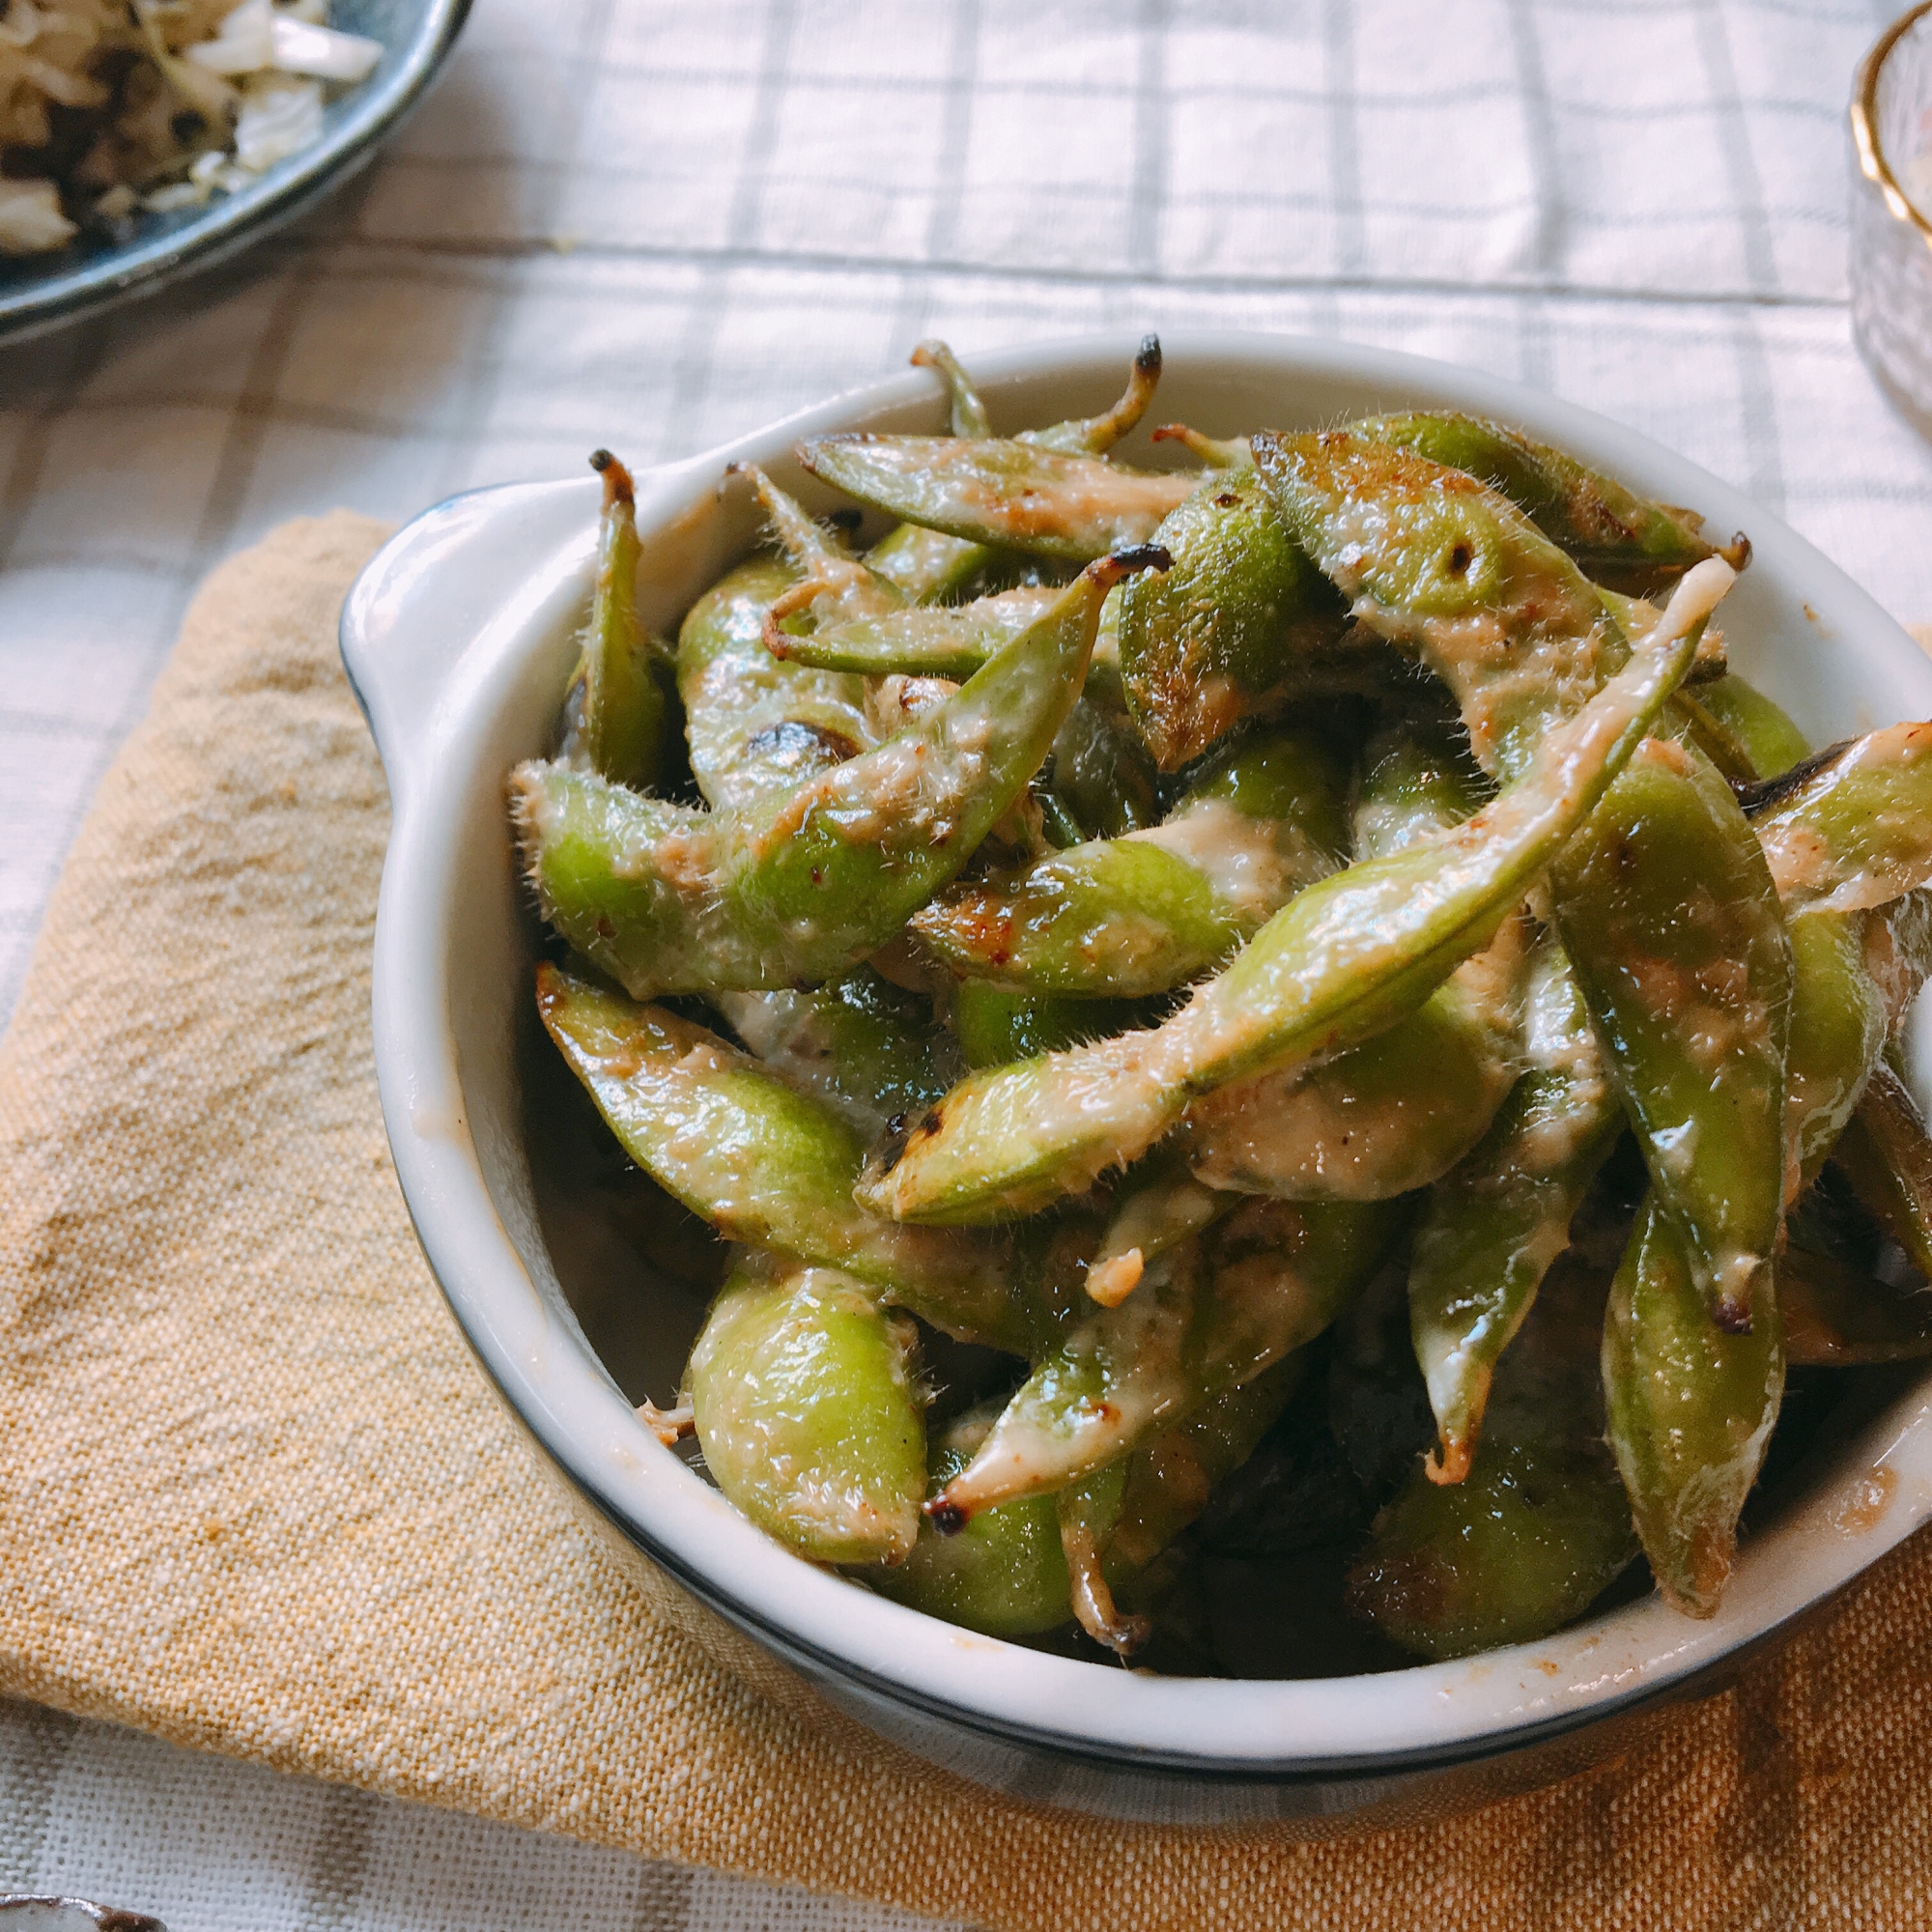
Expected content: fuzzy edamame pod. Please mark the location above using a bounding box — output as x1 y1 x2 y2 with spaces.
688 1264 926 1565
1183 719 1520 1205
874 1352 1305 1638
1406 938 1623 1483
1694 672 1809 781
676 555 877 811
796 438 1194 563
911 724 1349 997
535 965 1028 1351
1601 1196 1783 1616
1745 722 1932 916
952 981 1152 1071
1552 736 1792 1332
711 967 959 1138
1116 464 1348 771
862 581 1713 1227
517 551 1166 999
558 450 673 789
1354 411 1743 595
928 1196 1398 1524
1350 1250 1637 1658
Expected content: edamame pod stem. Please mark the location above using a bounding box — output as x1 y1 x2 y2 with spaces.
1023 334 1165 457
1552 736 1792 1332
711 967 960 1139
1601 1196 1782 1617
912 339 992 438
796 435 1195 562
861 573 1716 1227
741 463 908 639
1745 722 1932 916
1354 411 1744 595
1835 1058 1932 1284
559 450 670 789
535 965 1029 1351
929 1196 1396 1524
1780 1247 1932 1365
1406 939 1623 1484
1351 1251 1636 1658
677 555 878 811
1116 465 1349 771
516 551 1167 998
689 1263 926 1565
911 724 1350 997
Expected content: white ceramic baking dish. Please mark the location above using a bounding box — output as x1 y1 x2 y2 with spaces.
340 333 1932 1828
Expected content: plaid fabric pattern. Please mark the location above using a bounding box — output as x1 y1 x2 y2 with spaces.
2 0 1928 1923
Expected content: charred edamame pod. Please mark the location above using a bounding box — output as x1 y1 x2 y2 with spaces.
689 1263 926 1565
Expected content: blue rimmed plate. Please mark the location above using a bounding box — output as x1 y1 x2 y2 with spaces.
0 0 469 349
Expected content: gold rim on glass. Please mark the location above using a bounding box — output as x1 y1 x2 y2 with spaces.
1853 0 1932 245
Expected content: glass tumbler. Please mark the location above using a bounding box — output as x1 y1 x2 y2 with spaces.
1853 3 1932 430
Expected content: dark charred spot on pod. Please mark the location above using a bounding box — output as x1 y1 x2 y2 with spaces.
1109 542 1174 578
925 1497 970 1537
1135 332 1162 376
1736 738 1861 815
1214 492 1239 508
589 448 614 473
1716 1300 1754 1337
594 915 616 940
742 718 865 771
917 1106 946 1140
828 506 864 535
1447 541 1473 576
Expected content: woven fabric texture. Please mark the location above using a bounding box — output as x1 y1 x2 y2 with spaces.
4 514 1932 1932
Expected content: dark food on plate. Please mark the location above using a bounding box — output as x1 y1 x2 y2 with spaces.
509 342 1932 1668
0 0 380 255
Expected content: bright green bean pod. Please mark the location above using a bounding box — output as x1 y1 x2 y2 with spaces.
688 1263 925 1565
1354 411 1742 595
1184 725 1518 1204
558 450 671 789
516 551 1164 999
861 582 1713 1227
711 967 960 1138
952 981 1151 1071
1116 465 1348 771
1693 672 1809 780
1253 428 1627 781
874 1350 1304 1637
1601 1196 1783 1617
535 965 1028 1351
911 725 1348 997
1780 1247 1932 1365
676 555 876 811
796 435 1195 562
1747 722 1932 916
772 584 1058 681
1553 736 1791 1330
1783 910 1889 1189
1045 660 1163 839
928 1196 1397 1523
1406 938 1623 1482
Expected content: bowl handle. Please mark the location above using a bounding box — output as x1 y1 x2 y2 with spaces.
338 476 598 804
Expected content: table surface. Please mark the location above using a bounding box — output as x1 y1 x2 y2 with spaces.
4 0 1931 1925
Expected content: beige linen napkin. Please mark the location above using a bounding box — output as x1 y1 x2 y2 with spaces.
6 514 1932 1930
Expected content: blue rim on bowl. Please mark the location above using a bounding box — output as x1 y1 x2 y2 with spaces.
0 0 470 351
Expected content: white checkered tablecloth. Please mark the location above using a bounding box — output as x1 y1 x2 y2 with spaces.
3 1 1930 1925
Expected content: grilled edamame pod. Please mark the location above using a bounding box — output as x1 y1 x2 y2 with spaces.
1116 464 1348 771
1350 1249 1636 1657
517 551 1167 998
689 1263 926 1565
711 968 960 1138
1406 937 1623 1482
536 965 1028 1351
927 1196 1397 1525
1354 411 1745 595
861 566 1721 1226
1601 1196 1782 1616
559 450 673 789
910 724 1350 997
1184 719 1520 1205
